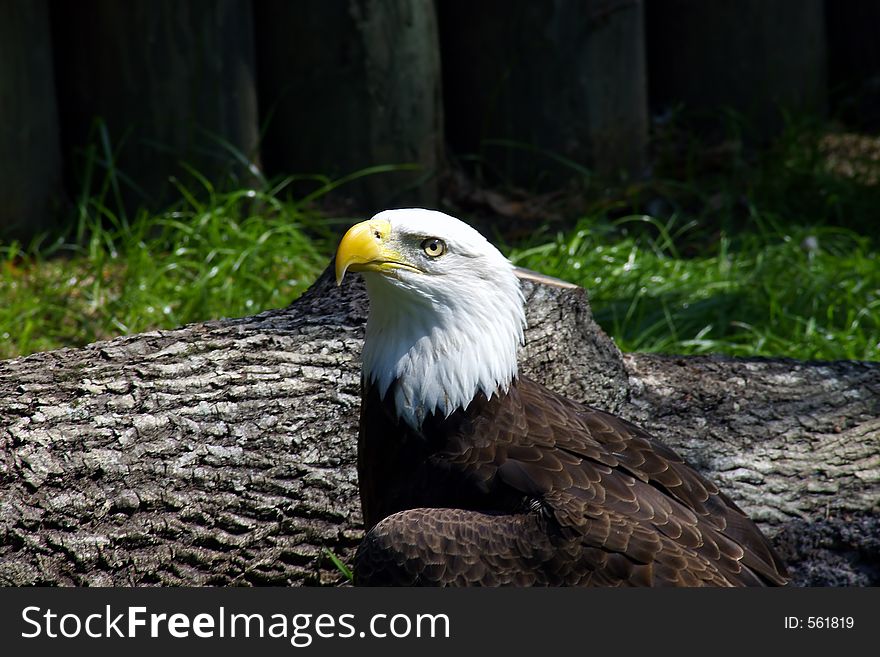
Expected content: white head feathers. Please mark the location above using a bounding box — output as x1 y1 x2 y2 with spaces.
356 208 526 429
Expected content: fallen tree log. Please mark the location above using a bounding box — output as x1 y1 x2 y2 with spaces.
1 265 877 586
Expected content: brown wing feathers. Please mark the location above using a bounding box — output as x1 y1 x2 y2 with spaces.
354 377 788 586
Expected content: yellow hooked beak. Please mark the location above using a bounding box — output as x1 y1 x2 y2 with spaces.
335 218 420 285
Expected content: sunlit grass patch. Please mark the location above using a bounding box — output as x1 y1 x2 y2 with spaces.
509 214 879 361
2 114 878 363
0 185 332 360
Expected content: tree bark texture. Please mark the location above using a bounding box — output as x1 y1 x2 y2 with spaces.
0 0 63 240
438 0 648 186
1 266 877 586
50 0 260 212
254 0 443 211
645 0 827 139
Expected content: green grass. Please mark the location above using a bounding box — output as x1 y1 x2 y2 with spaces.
0 182 333 360
508 214 879 361
1 115 878 362
322 547 354 583
0 118 425 360
506 114 880 361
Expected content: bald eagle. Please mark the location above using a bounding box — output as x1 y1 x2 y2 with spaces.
335 208 788 586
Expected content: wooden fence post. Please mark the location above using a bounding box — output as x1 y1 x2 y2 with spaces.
645 0 827 138
254 0 443 212
0 0 63 241
825 1 880 130
438 0 648 189
50 0 261 214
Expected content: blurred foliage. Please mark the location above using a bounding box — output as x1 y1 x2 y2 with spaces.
507 112 880 361
2 113 878 361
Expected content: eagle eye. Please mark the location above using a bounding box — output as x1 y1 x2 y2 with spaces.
421 237 447 258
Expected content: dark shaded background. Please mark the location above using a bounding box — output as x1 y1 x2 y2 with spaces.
1 0 877 240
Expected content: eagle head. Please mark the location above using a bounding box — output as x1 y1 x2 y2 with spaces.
335 208 526 428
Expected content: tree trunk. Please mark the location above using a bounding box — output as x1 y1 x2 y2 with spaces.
645 0 827 139
50 0 260 214
438 0 648 187
1 266 877 586
253 0 443 211
0 0 63 241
